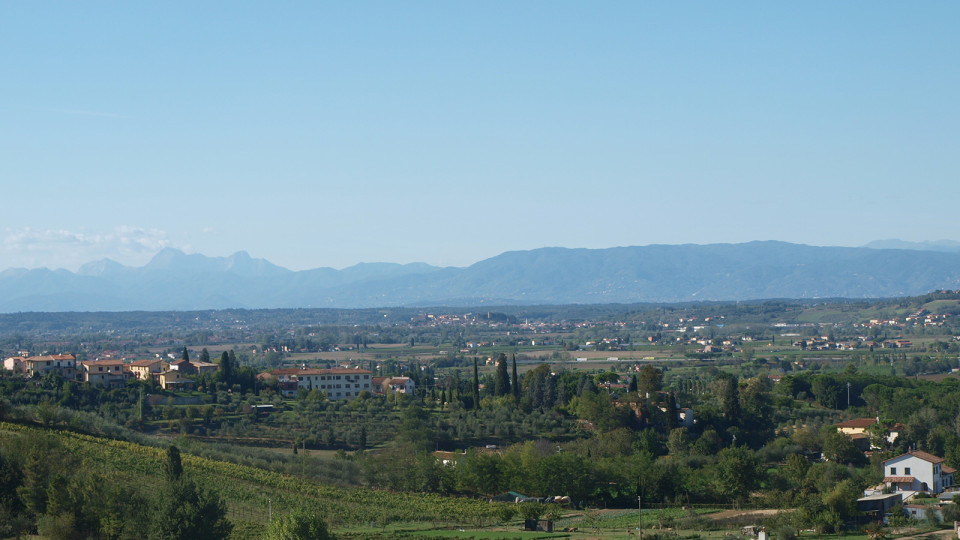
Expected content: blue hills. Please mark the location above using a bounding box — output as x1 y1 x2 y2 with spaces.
2 241 960 312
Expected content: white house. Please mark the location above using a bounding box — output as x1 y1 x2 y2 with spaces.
382 376 415 395
3 356 27 373
268 368 373 399
883 450 955 495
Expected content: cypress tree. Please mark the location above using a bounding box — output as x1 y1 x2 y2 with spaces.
472 357 480 410
219 351 233 385
494 353 509 396
512 354 520 401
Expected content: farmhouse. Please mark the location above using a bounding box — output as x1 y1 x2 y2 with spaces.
382 376 415 395
882 450 955 495
129 359 163 381
24 354 78 379
159 369 195 391
81 360 127 387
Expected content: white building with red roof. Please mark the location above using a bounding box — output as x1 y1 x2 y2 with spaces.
883 450 955 495
267 368 372 399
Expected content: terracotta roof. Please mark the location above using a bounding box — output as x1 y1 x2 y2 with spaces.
944 466 957 474
27 354 76 363
271 368 372 376
81 360 125 366
908 450 946 464
885 476 916 483
884 450 946 465
130 359 160 367
837 418 876 429
270 368 303 376
191 361 218 368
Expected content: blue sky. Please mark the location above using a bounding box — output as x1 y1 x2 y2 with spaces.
2 2 958 271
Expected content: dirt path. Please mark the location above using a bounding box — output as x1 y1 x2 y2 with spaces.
894 528 956 540
708 509 784 521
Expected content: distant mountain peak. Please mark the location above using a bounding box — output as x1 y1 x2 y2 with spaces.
144 247 189 269
77 258 126 276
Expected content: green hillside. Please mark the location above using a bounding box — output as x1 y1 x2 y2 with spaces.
0 422 505 539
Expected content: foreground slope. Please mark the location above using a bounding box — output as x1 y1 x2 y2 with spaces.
0 422 500 535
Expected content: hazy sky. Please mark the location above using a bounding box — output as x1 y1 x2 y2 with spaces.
3 2 958 271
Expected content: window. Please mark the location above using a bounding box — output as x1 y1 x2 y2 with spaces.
890 467 897 475
905 467 911 475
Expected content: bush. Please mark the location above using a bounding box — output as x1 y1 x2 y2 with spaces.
775 525 797 540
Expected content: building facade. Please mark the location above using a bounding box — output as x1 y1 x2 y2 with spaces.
25 354 78 379
883 450 955 495
269 368 373 399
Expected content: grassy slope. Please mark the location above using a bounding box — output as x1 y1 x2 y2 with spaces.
0 422 502 536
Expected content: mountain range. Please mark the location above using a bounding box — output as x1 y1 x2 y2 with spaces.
2 241 960 312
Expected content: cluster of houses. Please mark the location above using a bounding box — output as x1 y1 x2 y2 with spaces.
853 309 952 329
792 336 913 351
858 449 958 523
2 353 218 390
3 353 419 401
259 366 415 400
834 417 960 522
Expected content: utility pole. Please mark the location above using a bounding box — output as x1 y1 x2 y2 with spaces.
638 495 642 540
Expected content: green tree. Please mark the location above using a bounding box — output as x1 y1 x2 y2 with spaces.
265 508 331 540
713 373 741 419
820 429 865 466
667 427 691 457
783 453 810 488
150 478 231 540
715 446 762 506
165 445 183 481
811 376 842 409
512 355 521 401
472 357 480 410
218 351 233 385
181 347 190 362
494 353 510 397
637 365 663 397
